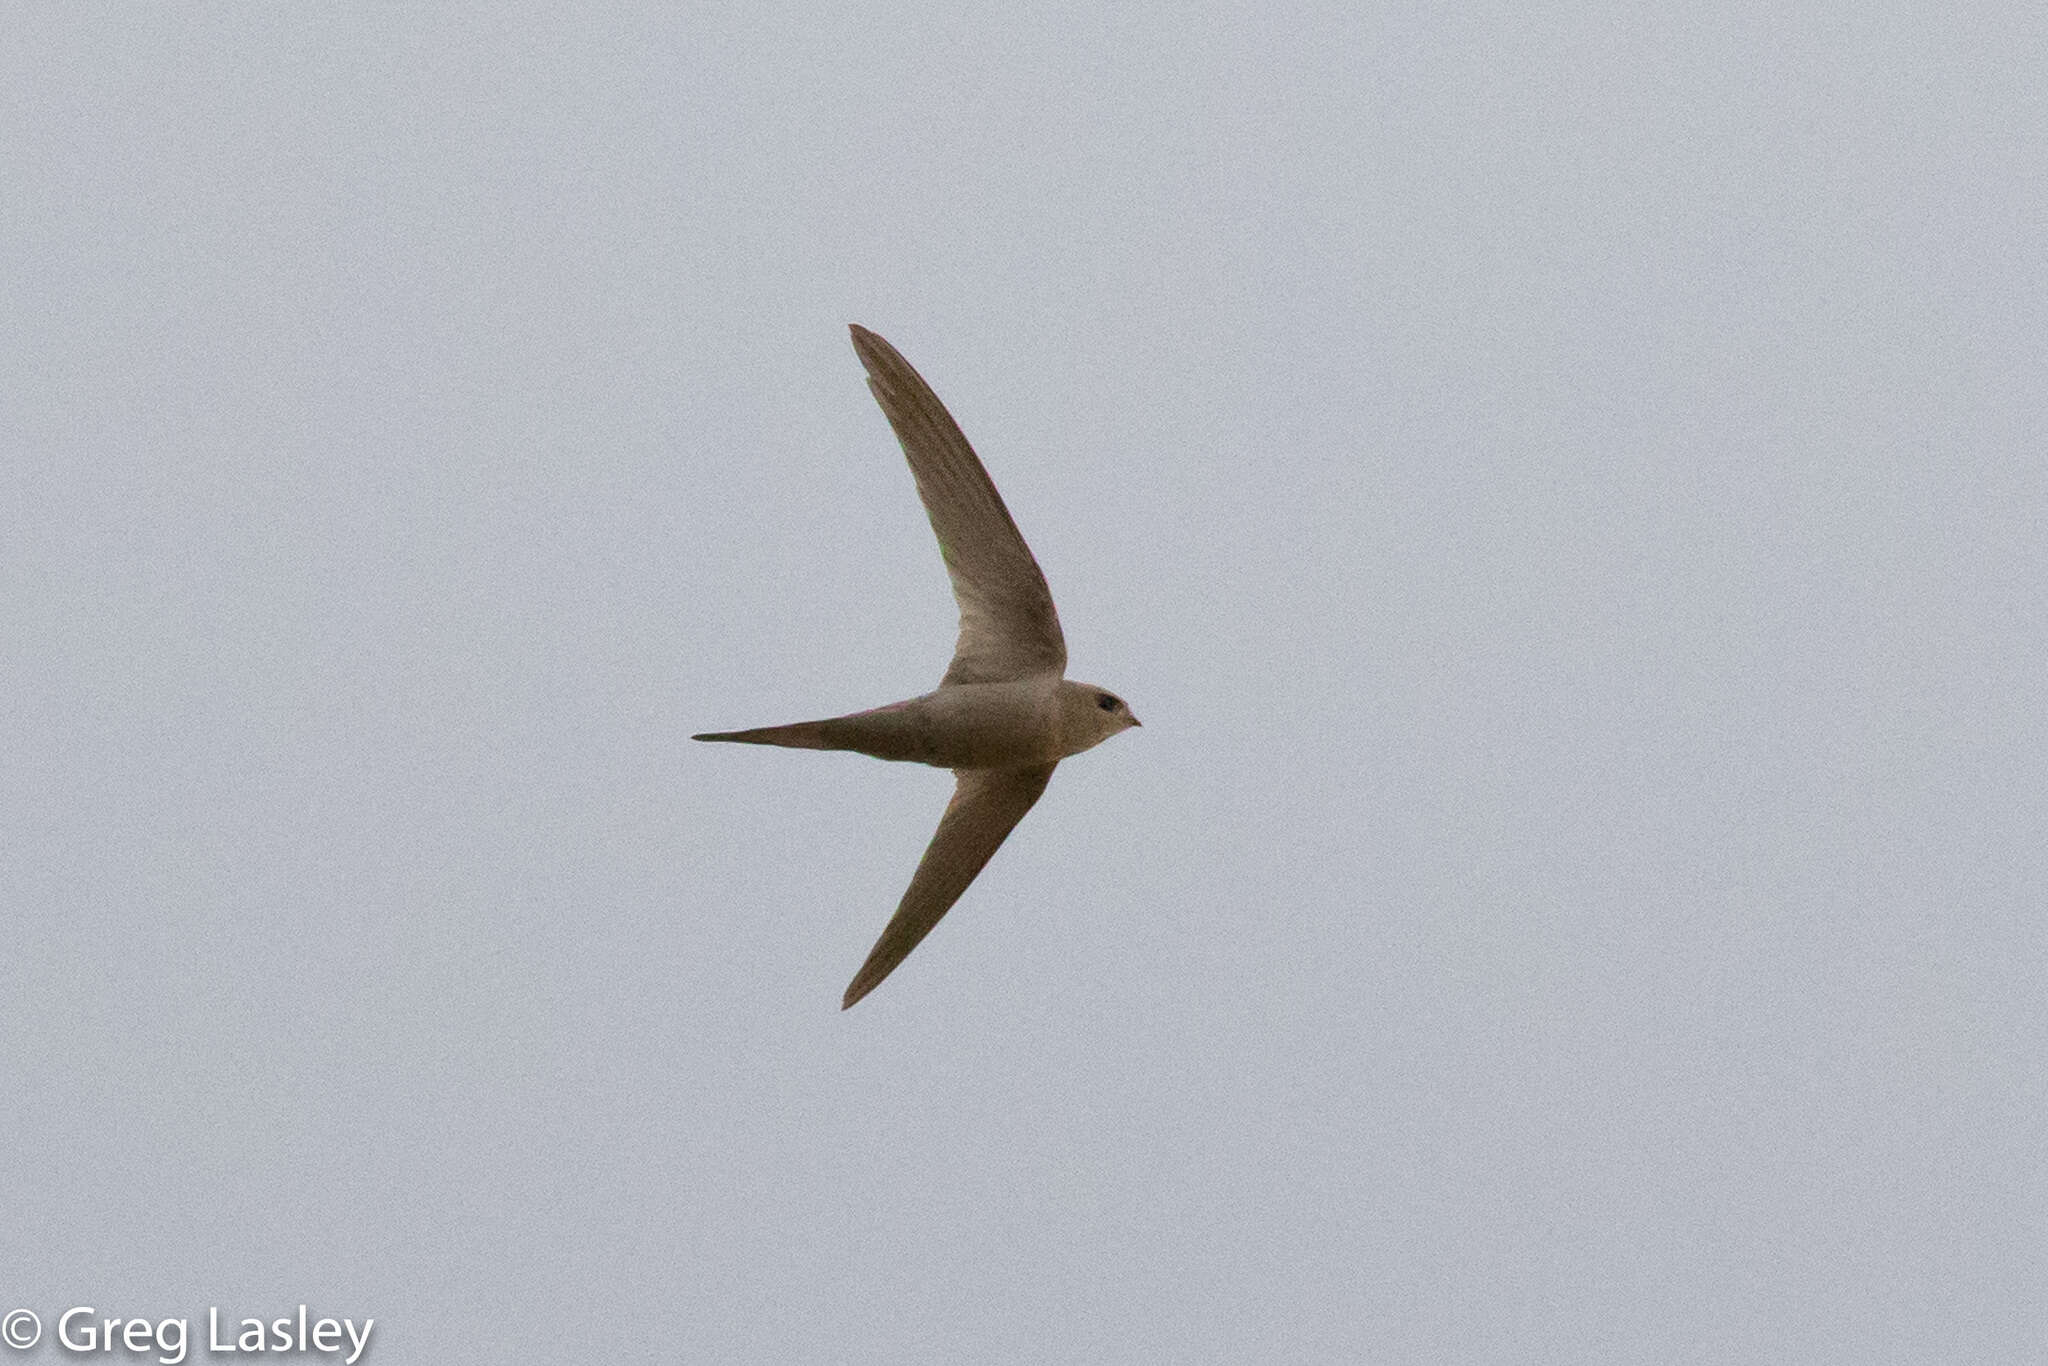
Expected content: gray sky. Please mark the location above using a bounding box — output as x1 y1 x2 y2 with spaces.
4 5 2043 1362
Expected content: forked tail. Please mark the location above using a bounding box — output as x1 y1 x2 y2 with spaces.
690 721 833 749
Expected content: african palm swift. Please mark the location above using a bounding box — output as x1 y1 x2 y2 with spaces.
694 325 1140 1009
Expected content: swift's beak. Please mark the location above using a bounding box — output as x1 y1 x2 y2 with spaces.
1130 715 1142 727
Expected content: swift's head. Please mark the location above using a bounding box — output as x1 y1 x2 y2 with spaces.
1056 680 1142 757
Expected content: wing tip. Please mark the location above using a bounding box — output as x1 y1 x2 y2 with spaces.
840 925 917 1011
848 323 910 380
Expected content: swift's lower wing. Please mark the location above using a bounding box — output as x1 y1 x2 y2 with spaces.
842 763 1057 1009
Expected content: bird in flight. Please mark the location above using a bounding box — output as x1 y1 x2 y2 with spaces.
695 325 1140 1009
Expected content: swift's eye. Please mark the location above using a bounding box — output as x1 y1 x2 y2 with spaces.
1097 694 1119 711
